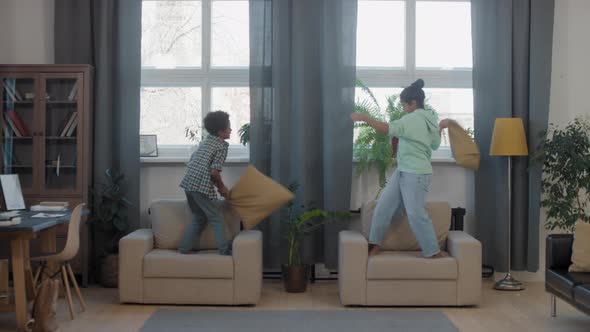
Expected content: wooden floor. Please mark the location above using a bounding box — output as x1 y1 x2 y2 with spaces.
0 280 588 331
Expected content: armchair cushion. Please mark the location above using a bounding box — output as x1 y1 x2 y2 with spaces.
361 201 451 251
569 220 590 272
150 199 241 250
367 251 457 280
143 249 233 279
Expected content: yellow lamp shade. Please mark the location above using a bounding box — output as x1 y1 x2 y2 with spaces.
490 118 529 156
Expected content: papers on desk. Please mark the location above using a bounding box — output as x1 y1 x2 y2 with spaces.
31 213 66 218
0 211 20 219
30 205 68 212
0 218 21 226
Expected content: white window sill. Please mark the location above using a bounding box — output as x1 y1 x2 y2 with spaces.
140 155 250 165
141 156 457 165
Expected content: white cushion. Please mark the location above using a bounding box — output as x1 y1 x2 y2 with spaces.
361 201 451 251
143 249 234 279
367 251 457 280
149 199 241 250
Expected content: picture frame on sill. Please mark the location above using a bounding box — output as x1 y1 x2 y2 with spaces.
140 135 158 157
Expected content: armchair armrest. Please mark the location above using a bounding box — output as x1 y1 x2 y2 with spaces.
338 230 368 305
119 229 154 303
546 234 573 270
447 231 481 305
233 230 263 304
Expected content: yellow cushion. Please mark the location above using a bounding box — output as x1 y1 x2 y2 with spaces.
569 220 590 272
227 165 294 230
448 120 480 170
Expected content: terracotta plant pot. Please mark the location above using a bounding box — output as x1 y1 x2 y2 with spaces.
281 264 310 293
100 254 119 288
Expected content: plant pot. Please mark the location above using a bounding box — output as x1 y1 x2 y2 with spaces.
100 254 119 288
281 264 309 293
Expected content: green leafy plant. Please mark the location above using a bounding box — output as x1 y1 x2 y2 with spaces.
90 169 132 255
354 79 437 193
238 123 250 146
185 126 200 143
283 183 350 267
535 118 590 231
354 80 405 191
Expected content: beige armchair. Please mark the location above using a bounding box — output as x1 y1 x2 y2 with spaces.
119 199 262 305
339 201 481 306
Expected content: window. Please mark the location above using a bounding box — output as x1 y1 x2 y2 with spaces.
141 0 250 158
356 0 473 151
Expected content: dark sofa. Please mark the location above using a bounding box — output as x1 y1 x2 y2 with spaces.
545 234 590 316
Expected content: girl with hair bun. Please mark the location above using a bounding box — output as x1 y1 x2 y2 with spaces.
351 79 450 258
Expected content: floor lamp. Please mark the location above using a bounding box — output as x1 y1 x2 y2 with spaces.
490 118 529 291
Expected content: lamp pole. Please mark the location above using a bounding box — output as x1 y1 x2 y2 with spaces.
494 155 524 291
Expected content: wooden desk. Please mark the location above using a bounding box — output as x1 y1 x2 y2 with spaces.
0 211 71 332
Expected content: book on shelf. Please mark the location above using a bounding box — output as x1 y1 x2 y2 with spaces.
66 118 78 137
3 113 22 137
60 112 77 137
57 111 73 136
68 81 78 101
5 109 29 136
2 79 21 101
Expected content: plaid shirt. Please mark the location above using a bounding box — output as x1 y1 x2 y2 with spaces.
180 134 229 199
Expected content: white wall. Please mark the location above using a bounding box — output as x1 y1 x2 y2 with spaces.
0 0 54 64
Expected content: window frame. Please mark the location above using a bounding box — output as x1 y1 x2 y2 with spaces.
140 0 473 161
356 0 473 159
141 0 250 160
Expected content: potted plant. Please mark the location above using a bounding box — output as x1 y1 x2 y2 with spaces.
353 80 455 197
536 118 590 231
90 169 132 287
281 183 350 293
238 123 250 146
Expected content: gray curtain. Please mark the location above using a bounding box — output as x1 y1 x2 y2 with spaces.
471 0 554 272
250 0 357 269
54 1 141 229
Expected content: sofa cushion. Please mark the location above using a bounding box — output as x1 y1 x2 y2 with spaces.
546 269 590 300
367 251 457 280
361 201 451 251
574 285 590 313
569 220 590 272
143 249 234 279
149 199 241 250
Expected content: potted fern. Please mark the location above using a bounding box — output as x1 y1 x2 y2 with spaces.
354 80 443 196
536 118 590 231
282 183 350 293
91 169 132 287
353 80 407 194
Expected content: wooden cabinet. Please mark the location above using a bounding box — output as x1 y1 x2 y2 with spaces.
0 65 93 286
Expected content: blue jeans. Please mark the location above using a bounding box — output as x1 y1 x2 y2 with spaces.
178 191 232 255
369 170 440 257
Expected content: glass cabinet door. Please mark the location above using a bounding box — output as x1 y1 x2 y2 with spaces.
0 75 37 193
40 73 82 194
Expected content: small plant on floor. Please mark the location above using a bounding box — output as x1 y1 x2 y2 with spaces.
90 168 132 287
535 117 590 232
282 182 350 292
